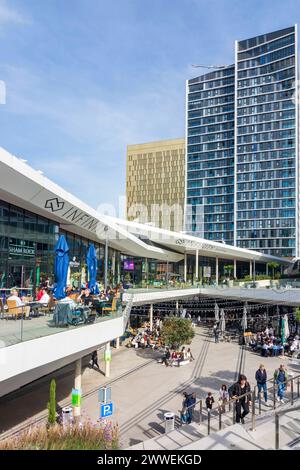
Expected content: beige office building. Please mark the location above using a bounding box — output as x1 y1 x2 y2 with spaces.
126 138 185 231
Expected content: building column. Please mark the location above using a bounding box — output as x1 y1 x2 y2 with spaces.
115 337 120 349
215 257 219 286
234 259 237 279
104 342 111 378
176 300 179 312
253 259 256 281
249 261 252 278
184 253 187 282
73 358 82 418
195 249 199 283
149 303 153 331
266 263 269 276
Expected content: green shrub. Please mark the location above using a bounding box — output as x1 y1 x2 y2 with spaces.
47 379 56 425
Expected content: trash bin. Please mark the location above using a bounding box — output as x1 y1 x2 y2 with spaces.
164 412 175 433
62 406 73 427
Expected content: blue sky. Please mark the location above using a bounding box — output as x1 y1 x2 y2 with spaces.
0 0 299 215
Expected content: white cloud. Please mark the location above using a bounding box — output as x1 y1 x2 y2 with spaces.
1 63 187 209
0 0 27 27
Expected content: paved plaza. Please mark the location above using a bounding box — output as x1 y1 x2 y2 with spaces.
0 325 299 448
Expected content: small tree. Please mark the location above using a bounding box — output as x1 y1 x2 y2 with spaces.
267 262 280 280
224 264 234 278
160 317 195 349
47 379 57 425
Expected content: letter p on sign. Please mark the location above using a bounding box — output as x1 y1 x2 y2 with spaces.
100 402 113 418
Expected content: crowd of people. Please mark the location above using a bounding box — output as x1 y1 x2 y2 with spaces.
185 362 292 426
246 326 300 358
127 318 163 350
162 347 195 367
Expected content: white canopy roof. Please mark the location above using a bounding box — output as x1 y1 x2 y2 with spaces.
0 147 290 265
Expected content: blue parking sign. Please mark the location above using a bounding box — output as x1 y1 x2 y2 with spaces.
100 402 113 418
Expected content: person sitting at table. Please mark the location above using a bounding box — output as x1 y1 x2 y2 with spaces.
76 288 85 303
36 287 44 301
60 292 77 309
261 341 269 357
7 289 31 318
38 288 50 305
82 288 93 306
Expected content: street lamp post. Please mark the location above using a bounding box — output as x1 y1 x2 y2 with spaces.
104 226 109 291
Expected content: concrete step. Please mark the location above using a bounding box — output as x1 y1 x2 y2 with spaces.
128 401 300 450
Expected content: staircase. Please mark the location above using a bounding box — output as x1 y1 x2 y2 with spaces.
129 400 300 450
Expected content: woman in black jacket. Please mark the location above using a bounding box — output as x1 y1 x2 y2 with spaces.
231 374 252 424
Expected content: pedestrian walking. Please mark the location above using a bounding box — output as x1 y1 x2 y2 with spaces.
213 324 219 343
231 374 252 424
183 392 196 424
274 364 289 403
255 364 268 404
90 350 100 369
218 384 229 413
205 392 215 413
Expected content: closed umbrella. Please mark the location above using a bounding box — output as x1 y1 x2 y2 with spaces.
215 303 220 322
241 304 248 331
53 235 69 300
282 314 290 344
87 244 99 294
220 309 226 335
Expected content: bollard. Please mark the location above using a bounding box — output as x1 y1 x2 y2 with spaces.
207 410 211 435
297 378 300 398
275 413 279 450
218 409 222 431
273 379 276 410
291 378 294 406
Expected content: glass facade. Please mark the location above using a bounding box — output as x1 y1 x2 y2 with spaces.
236 26 297 257
186 66 235 243
0 199 121 291
186 26 298 257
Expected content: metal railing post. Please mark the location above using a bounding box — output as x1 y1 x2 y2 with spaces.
297 378 300 398
207 410 211 435
232 400 236 424
291 377 294 406
199 400 202 424
251 390 256 431
275 413 279 450
259 390 262 415
218 408 222 431
21 305 24 342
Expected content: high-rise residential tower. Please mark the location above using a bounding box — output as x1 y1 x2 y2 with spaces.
186 25 298 258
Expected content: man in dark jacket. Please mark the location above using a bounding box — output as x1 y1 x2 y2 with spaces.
255 364 268 404
184 392 196 424
231 374 252 424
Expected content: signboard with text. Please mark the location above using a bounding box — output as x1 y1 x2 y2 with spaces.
9 239 35 257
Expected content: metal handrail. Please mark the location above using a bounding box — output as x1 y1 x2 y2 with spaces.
181 374 300 437
275 403 300 449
